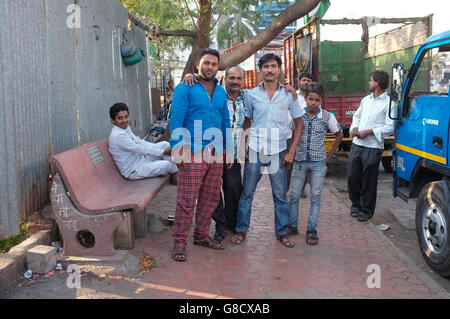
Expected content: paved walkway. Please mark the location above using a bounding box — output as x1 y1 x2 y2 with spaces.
3 175 448 299
139 175 447 299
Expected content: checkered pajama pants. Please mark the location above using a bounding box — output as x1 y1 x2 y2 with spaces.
172 159 223 247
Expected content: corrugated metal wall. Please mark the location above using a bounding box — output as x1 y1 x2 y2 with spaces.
0 0 153 238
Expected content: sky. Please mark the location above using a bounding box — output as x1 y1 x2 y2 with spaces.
319 0 449 41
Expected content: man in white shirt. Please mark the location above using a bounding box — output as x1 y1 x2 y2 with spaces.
108 103 178 181
347 70 394 222
230 53 304 248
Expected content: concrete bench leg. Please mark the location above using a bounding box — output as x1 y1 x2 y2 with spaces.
113 212 134 249
51 174 124 256
133 210 146 238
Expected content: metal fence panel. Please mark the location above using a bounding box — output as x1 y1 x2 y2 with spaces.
47 0 79 155
0 0 153 238
7 0 51 224
0 0 19 238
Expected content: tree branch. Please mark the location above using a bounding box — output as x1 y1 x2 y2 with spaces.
159 29 198 37
183 0 197 28
320 16 431 54
212 0 224 13
321 16 430 25
211 13 223 30
220 0 321 69
128 12 196 38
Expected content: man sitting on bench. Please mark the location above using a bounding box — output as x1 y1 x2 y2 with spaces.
108 103 178 181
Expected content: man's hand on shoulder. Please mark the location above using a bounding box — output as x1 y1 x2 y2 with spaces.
181 73 198 86
284 84 298 101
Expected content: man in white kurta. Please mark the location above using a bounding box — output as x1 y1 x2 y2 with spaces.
108 103 178 180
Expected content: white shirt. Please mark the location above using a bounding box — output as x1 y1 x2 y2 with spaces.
108 126 165 178
350 91 394 149
297 90 307 109
245 84 303 155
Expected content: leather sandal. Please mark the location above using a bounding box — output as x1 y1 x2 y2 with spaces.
357 215 370 222
350 211 359 218
276 235 295 248
193 236 225 250
230 232 246 245
171 245 187 262
306 230 319 245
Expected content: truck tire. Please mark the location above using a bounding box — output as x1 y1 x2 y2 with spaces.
415 181 450 277
382 156 393 172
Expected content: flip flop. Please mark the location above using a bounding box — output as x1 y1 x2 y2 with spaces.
193 236 225 250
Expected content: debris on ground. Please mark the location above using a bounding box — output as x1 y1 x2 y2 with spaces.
139 255 155 273
376 224 391 231
23 269 32 279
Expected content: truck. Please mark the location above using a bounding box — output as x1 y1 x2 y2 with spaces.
390 30 450 277
281 16 432 171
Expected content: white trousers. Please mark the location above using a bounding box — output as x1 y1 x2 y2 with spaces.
129 141 178 180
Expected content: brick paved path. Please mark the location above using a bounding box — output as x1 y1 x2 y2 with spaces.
139 174 446 299
3 175 447 299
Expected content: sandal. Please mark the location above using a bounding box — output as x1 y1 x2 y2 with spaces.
350 211 359 218
193 236 225 250
306 230 319 245
276 235 295 248
230 232 246 245
171 245 187 262
357 215 370 222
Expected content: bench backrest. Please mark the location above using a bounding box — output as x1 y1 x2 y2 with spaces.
50 138 168 214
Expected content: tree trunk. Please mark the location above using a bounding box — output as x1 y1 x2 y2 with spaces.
182 0 213 77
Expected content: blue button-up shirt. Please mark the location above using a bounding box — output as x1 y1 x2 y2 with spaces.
245 83 303 155
170 75 231 154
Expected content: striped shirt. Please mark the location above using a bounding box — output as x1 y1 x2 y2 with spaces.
227 90 247 159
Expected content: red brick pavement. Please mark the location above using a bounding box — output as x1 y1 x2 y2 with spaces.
139 175 444 299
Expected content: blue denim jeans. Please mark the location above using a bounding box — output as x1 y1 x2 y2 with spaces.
288 160 327 231
235 149 289 236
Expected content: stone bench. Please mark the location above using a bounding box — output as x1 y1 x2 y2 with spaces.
49 138 169 256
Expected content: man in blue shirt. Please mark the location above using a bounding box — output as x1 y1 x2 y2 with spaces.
231 53 304 248
169 49 233 262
